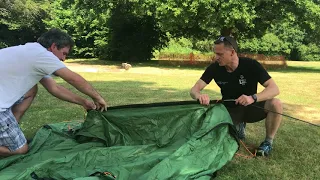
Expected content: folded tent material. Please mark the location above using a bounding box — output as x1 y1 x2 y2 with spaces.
0 101 238 179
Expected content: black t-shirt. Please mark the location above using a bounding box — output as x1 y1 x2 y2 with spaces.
200 57 271 100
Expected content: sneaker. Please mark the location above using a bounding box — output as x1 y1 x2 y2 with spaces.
257 141 272 156
237 122 246 141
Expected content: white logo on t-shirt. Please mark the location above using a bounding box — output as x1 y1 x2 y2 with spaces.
239 75 247 86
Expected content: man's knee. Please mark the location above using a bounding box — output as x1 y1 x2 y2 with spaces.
265 98 283 113
14 143 28 155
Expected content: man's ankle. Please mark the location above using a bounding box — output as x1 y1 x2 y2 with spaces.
265 137 273 145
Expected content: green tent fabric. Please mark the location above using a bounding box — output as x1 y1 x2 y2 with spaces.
0 102 239 180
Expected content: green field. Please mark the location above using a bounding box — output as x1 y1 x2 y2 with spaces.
20 60 320 179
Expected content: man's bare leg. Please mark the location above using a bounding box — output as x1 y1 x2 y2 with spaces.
0 85 37 156
257 98 282 156
0 144 28 157
11 85 38 122
264 98 283 141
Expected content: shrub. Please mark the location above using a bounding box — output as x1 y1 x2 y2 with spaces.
297 43 320 61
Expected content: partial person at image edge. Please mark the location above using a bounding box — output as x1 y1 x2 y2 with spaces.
0 28 107 157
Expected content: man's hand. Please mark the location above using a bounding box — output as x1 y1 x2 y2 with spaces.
235 95 254 106
82 99 97 110
198 94 210 105
93 97 107 112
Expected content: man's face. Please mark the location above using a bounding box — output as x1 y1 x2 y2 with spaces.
48 43 70 61
213 43 233 66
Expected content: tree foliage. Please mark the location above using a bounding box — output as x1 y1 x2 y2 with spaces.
1 0 320 60
44 0 110 57
103 2 167 61
0 0 49 48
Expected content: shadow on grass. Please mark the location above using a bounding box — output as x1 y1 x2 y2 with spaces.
282 102 320 125
66 59 208 70
67 59 320 73
67 59 124 66
67 59 159 67
269 66 320 73
87 80 221 106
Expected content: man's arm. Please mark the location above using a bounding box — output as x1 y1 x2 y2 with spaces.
190 79 210 105
40 77 96 110
256 78 280 102
53 68 107 111
236 78 280 106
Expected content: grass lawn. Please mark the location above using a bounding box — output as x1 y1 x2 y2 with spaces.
20 60 319 179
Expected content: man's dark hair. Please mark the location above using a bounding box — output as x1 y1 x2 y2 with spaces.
214 36 238 53
37 28 74 50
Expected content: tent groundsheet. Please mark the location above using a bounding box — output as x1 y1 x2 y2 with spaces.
0 102 238 179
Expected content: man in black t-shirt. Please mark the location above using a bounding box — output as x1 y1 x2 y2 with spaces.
190 36 283 156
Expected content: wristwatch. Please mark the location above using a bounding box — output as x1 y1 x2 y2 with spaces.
251 94 257 103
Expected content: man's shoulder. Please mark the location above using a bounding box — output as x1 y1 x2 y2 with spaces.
239 57 261 66
5 42 53 58
239 57 257 62
0 44 24 54
207 61 220 69
0 43 53 63
26 43 60 61
25 43 48 54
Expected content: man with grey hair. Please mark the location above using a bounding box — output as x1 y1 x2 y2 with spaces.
0 28 107 157
190 36 282 156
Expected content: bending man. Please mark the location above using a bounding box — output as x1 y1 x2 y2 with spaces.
0 28 107 157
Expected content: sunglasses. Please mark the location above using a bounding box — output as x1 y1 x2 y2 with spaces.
215 36 235 50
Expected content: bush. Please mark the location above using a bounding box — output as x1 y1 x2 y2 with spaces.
194 39 213 52
239 33 290 55
298 43 320 61
160 37 195 54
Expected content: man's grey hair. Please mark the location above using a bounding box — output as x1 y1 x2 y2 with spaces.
37 28 74 50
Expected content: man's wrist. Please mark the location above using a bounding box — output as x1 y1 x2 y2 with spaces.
251 94 257 103
196 94 201 100
192 92 200 100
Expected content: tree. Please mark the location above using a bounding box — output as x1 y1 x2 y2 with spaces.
45 0 320 60
45 0 111 57
0 0 49 48
102 1 167 61
240 0 320 60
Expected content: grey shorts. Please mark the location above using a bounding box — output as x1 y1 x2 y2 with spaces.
226 101 267 124
0 97 27 151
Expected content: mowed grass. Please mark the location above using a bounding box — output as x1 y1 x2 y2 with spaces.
20 60 320 179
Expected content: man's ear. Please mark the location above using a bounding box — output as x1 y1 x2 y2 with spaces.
231 49 236 56
48 43 57 52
